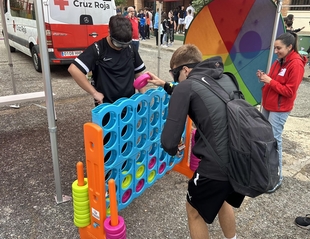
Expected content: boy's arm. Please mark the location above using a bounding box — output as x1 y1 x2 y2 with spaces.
68 64 104 103
146 71 175 95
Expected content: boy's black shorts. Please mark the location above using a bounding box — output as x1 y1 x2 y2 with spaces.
186 171 245 224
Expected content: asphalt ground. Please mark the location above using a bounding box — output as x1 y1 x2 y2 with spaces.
1 30 310 239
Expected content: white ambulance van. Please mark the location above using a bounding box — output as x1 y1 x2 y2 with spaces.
2 0 116 72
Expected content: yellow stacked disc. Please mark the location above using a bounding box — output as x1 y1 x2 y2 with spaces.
72 178 91 228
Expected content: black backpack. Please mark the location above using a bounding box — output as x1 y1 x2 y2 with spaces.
195 73 280 198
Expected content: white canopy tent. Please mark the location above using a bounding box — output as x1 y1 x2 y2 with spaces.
157 1 162 76
267 0 282 72
0 0 292 204
0 0 69 204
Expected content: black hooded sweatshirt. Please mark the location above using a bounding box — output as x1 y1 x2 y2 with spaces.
161 56 238 181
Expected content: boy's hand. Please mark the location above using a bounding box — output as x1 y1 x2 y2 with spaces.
176 141 185 157
92 91 104 104
146 71 166 87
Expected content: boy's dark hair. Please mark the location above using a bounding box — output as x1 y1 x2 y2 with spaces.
109 15 132 43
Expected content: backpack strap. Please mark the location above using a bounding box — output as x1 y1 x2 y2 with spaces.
195 76 230 172
223 72 239 90
193 73 243 172
128 44 135 64
94 42 100 57
194 73 244 104
90 41 102 74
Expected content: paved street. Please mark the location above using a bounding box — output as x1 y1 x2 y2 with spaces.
1 25 310 239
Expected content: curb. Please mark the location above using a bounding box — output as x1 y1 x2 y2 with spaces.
140 43 177 52
139 36 183 53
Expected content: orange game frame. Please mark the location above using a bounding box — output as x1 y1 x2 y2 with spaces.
77 117 193 239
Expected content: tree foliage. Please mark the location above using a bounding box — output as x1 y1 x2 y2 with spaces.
115 0 127 8
192 0 211 14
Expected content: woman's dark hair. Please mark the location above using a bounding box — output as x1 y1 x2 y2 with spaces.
287 14 294 21
161 12 167 22
109 15 132 43
276 32 298 53
286 19 293 28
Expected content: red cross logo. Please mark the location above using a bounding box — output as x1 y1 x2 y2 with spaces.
54 0 69 10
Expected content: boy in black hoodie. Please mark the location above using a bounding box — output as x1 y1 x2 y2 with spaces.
147 44 244 239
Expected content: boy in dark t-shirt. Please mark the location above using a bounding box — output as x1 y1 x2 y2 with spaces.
68 15 146 105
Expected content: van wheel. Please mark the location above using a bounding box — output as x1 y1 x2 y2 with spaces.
31 47 42 72
10 46 16 52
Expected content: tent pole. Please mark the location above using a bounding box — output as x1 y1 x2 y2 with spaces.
0 0 17 95
157 1 162 77
33 1 70 204
266 0 283 73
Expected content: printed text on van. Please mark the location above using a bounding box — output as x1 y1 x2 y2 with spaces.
73 1 111 10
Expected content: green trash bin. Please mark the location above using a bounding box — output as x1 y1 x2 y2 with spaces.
297 34 310 53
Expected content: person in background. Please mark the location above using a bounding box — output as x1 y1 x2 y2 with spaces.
256 32 307 193
286 14 294 22
161 12 169 47
133 5 138 17
127 6 140 50
167 10 176 46
284 14 294 28
177 5 186 34
285 19 305 33
144 7 152 39
137 9 146 41
116 8 122 15
146 44 245 239
122 7 128 17
284 14 305 33
186 1 195 17
184 9 194 35
173 6 179 35
68 15 146 106
146 7 153 22
153 8 159 46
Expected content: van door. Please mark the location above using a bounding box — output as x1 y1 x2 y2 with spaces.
84 1 116 45
4 0 19 52
4 0 36 56
3 0 19 52
45 0 116 60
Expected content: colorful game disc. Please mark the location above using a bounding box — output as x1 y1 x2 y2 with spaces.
133 73 151 89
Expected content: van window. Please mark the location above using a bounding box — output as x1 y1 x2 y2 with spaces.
9 0 35 20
